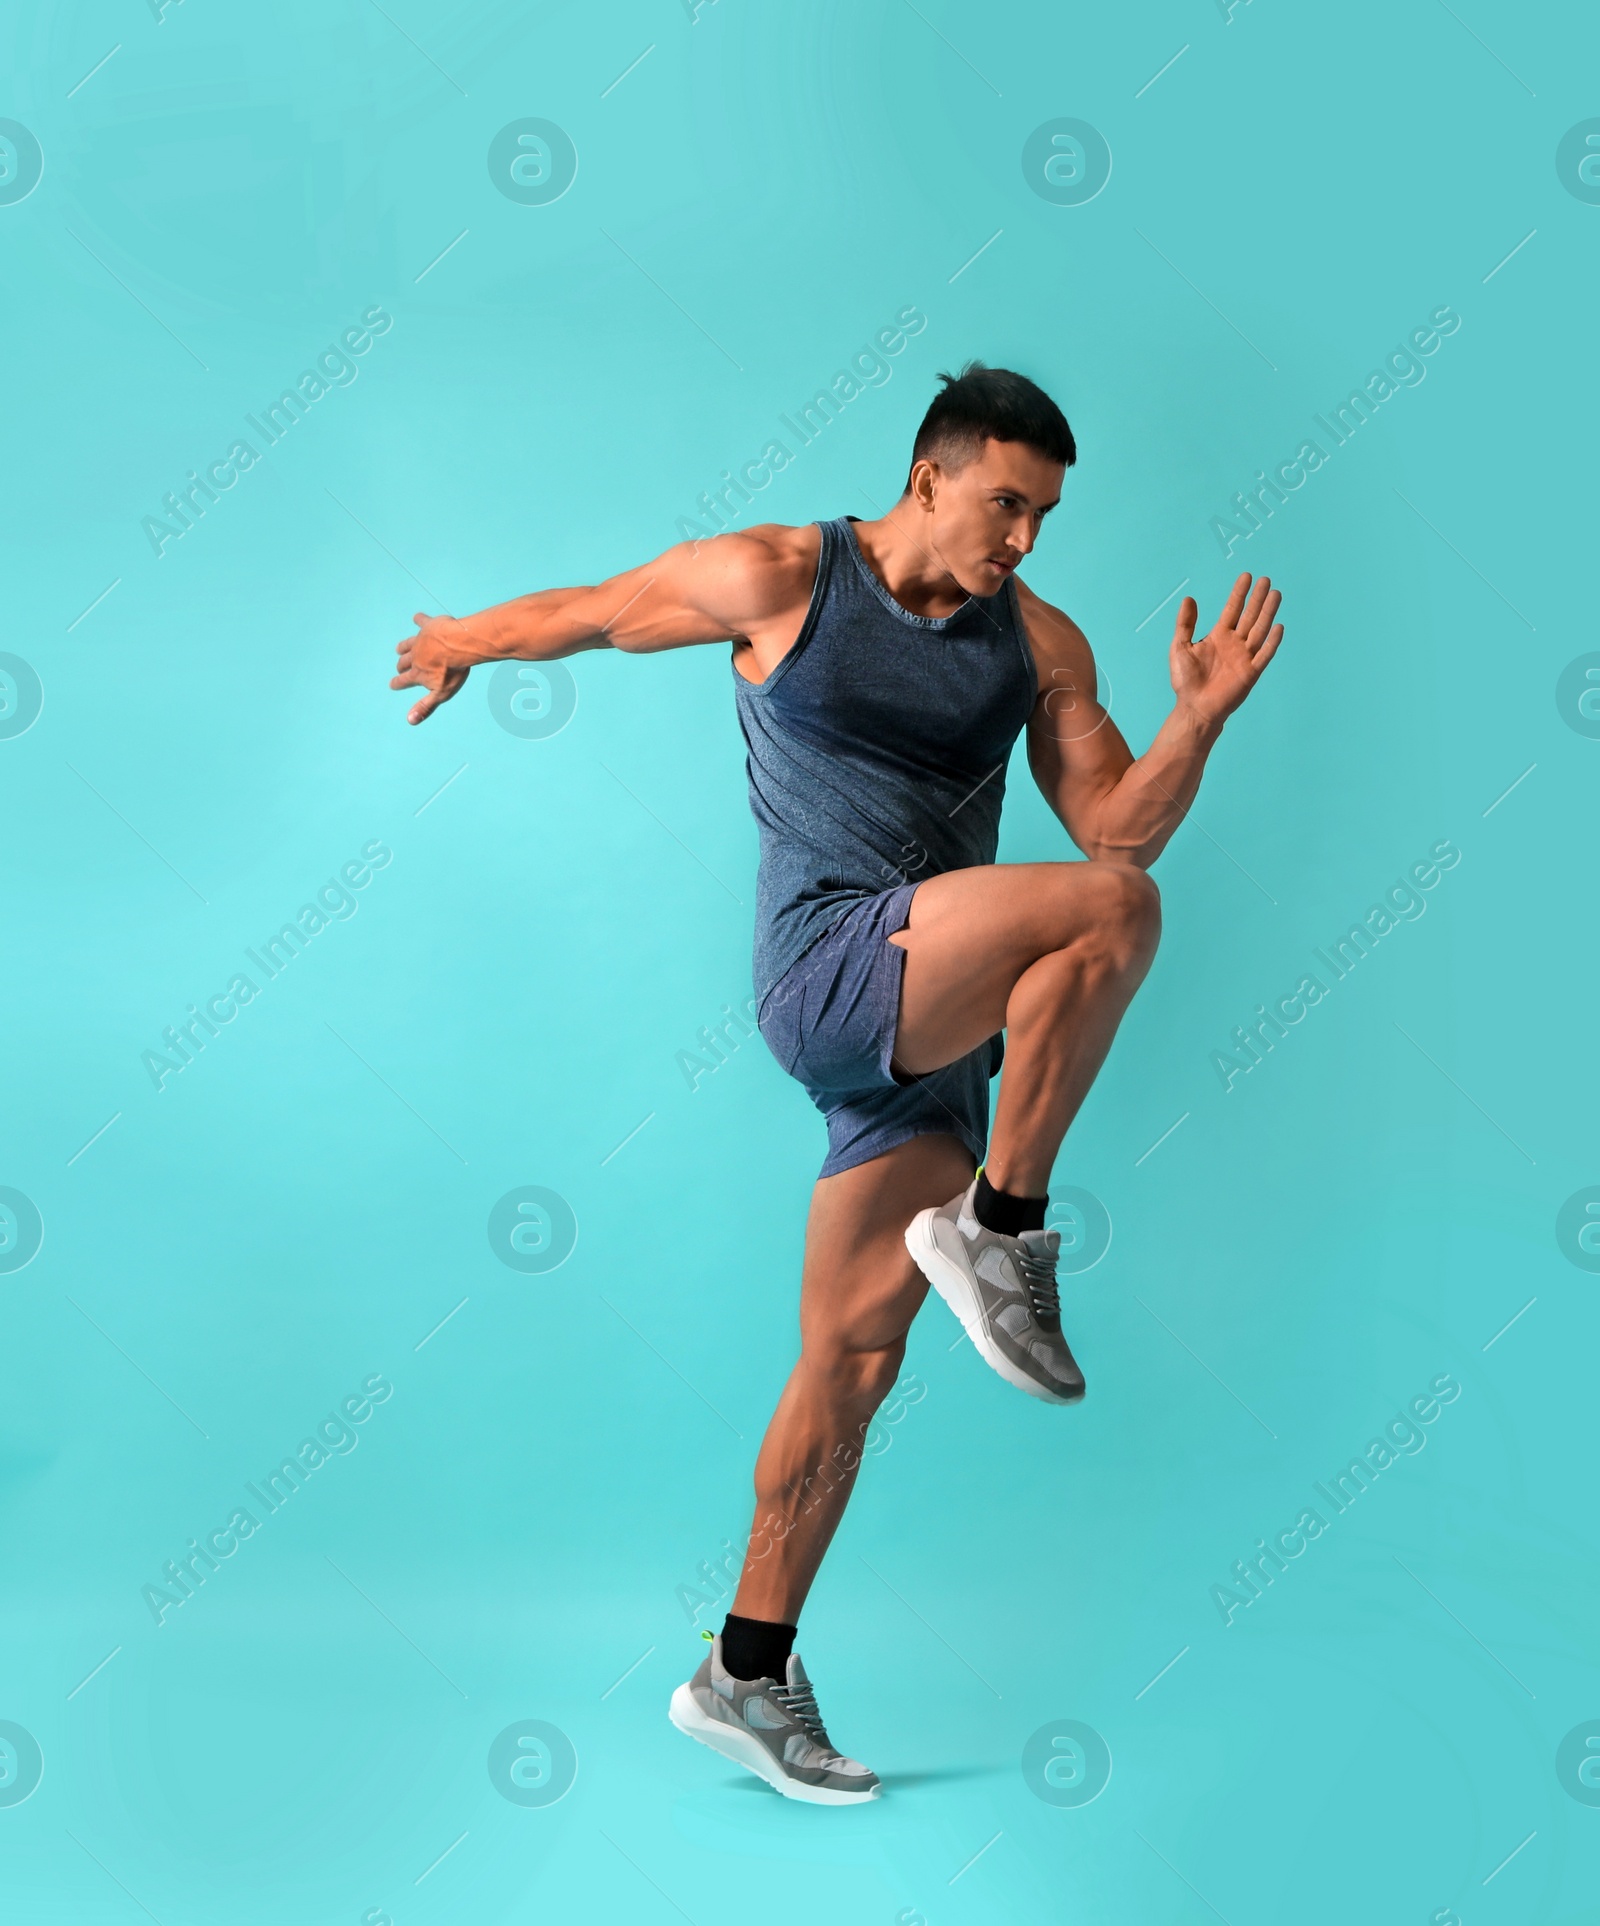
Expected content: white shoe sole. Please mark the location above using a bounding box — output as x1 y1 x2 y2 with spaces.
668 1684 880 1805
905 1208 1081 1405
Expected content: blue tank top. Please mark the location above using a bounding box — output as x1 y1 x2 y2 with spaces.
733 515 1038 1008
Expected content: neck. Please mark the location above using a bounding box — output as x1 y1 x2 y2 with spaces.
852 504 969 618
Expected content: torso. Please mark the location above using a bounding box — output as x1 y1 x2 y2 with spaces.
731 516 1045 1005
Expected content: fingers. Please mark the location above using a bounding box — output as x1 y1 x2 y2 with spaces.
1218 572 1251 631
1251 623 1285 671
1237 574 1273 636
1170 595 1198 647
1246 587 1282 648
404 664 468 722
395 617 433 715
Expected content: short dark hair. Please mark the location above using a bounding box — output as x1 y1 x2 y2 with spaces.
907 361 1076 485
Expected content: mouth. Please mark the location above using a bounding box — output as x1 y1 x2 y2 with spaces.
986 556 1017 574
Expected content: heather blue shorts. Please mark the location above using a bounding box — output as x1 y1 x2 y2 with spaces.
756 882 1003 1179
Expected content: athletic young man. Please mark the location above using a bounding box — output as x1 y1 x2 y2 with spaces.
390 364 1284 1805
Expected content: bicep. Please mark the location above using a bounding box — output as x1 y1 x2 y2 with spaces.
1025 675 1135 852
576 532 794 655
1018 584 1133 843
562 545 735 654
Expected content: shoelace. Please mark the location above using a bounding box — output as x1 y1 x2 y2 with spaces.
771 1679 835 1753
1015 1239 1062 1327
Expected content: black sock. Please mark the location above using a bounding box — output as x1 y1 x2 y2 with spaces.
720 1613 797 1682
973 1167 1047 1236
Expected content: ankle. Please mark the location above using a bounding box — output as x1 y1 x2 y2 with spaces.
720 1612 798 1682
972 1166 1047 1236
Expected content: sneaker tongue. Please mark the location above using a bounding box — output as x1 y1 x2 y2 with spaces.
1018 1227 1060 1258
785 1653 810 1689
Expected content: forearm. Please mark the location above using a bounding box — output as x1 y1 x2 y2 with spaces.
1086 702 1223 867
446 586 606 666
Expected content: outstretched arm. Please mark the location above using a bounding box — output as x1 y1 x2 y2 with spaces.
389 528 813 724
1022 572 1285 867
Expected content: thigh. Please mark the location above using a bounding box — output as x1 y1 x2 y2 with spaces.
798 1133 977 1357
889 859 1135 1075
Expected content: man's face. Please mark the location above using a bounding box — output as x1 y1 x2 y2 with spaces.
917 437 1065 595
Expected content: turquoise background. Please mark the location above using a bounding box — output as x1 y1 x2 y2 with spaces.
2 0 1597 1919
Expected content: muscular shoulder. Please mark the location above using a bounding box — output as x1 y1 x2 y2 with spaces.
1014 576 1096 699
598 521 820 656
681 522 820 624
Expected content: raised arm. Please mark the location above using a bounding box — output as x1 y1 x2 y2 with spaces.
1021 572 1284 867
389 525 817 724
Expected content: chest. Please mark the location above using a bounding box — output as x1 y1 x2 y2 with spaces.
776 622 1031 763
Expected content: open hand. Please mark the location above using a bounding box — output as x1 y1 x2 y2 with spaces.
390 612 471 725
1169 574 1284 728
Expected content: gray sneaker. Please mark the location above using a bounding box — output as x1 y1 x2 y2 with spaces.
906 1181 1085 1403
669 1635 881 1805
